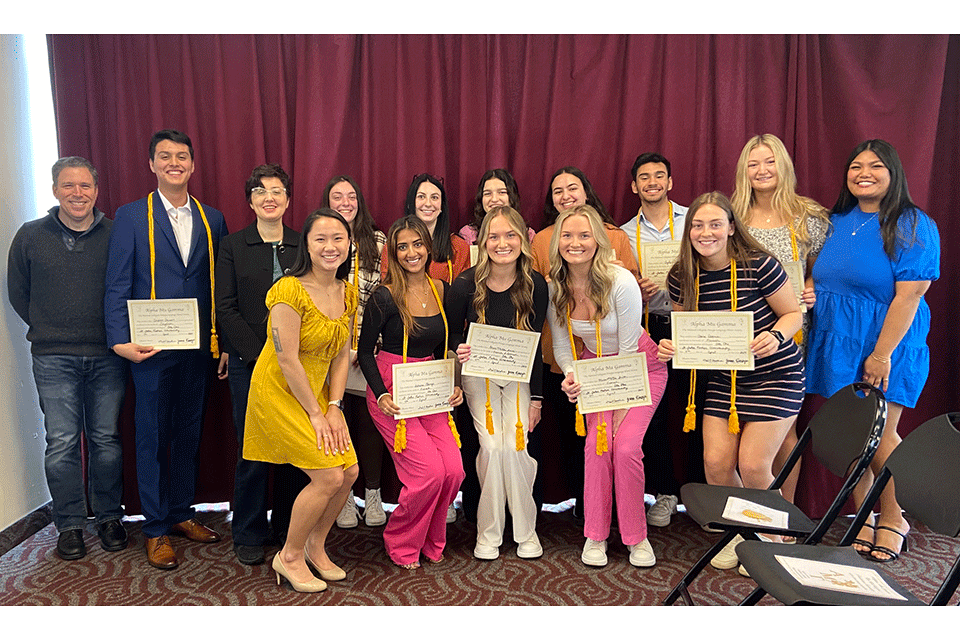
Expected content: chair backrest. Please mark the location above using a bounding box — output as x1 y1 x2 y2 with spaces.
808 383 887 478
885 413 960 538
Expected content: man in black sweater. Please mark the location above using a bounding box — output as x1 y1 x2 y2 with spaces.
7 157 129 560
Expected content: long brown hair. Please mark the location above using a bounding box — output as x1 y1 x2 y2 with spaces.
548 205 615 321
383 216 434 336
473 206 536 331
670 192 769 311
321 175 382 273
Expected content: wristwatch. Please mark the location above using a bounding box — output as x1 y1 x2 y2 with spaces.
328 398 344 410
769 330 785 345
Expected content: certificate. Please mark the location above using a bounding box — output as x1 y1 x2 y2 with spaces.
572 353 652 414
469 244 479 266
640 241 681 290
722 497 789 529
774 556 907 601
345 351 367 394
392 359 455 420
461 323 540 383
781 260 806 314
127 298 200 349
671 311 755 370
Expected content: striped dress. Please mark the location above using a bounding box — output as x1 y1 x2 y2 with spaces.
668 254 805 422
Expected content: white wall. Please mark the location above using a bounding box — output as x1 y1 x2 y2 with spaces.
0 34 51 530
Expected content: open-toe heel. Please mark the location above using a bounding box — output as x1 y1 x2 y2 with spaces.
870 525 908 563
852 515 876 557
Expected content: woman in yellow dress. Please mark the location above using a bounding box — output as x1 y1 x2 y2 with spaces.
243 208 359 593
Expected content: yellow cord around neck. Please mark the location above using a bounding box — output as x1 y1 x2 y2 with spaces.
480 290 526 451
685 258 740 434
638 201 674 332
394 277 461 453
350 246 360 350
147 192 218 358
565 304 609 456
787 221 804 346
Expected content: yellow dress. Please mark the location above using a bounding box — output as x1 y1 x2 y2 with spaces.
243 276 359 470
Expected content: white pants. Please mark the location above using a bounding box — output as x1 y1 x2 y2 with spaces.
462 375 538 547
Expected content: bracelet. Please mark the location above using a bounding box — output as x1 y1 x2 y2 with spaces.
870 353 890 364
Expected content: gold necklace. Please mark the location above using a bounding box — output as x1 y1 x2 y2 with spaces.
409 285 430 309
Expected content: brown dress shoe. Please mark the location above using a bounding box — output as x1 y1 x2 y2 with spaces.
146 535 178 570
170 518 222 543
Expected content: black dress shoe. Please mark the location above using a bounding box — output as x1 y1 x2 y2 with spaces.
97 519 128 552
56 529 86 560
234 543 265 565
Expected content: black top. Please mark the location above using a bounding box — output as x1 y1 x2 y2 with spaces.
446 266 548 397
358 282 449 399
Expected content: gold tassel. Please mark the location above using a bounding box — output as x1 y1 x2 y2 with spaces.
596 415 609 455
684 370 698 432
447 413 461 448
728 370 740 434
793 327 803 345
575 408 586 436
515 384 525 451
210 332 220 359
394 418 407 453
484 378 494 435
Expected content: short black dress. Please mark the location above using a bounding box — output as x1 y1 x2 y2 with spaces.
668 255 805 422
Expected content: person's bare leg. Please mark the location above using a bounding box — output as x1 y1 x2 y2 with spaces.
305 463 359 571
702 415 742 488
738 417 794 543
280 466 346 583
771 416 801 504
870 403 909 561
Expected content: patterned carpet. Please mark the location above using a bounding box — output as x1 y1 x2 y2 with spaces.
1 501 957 606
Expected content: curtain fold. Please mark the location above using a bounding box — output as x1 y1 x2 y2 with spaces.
47 34 958 516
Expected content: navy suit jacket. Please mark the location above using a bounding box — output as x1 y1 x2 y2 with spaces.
105 190 228 355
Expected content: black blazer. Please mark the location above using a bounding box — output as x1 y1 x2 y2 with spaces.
215 222 299 363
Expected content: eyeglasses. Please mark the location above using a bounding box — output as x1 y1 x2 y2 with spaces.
251 187 287 199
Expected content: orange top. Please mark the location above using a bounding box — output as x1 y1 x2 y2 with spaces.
379 232 472 284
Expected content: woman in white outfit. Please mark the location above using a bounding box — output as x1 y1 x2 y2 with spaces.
449 206 549 560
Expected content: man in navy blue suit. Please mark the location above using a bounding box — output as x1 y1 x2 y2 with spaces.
105 130 229 569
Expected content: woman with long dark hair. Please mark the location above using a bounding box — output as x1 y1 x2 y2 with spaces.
321 176 389 530
244 209 359 592
807 139 940 563
359 216 465 569
458 169 535 244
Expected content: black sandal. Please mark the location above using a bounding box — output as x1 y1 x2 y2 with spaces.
870 525 909 563
852 517 876 557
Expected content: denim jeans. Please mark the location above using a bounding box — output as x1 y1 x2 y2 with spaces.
32 354 128 531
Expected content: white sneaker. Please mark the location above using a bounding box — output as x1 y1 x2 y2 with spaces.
517 534 543 559
474 542 500 560
738 563 751 577
710 534 743 570
336 491 359 529
446 503 457 524
364 488 387 527
628 538 656 567
581 538 608 567
647 494 679 527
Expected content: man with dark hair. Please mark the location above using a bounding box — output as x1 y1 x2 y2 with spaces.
8 156 128 560
620 152 695 527
105 130 229 569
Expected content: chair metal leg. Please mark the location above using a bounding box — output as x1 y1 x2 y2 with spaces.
739 586 766 606
663 531 739 605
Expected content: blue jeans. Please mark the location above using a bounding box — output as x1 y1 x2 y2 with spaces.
32 354 128 531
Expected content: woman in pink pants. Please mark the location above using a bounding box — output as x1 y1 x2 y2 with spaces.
357 216 465 569
546 205 667 568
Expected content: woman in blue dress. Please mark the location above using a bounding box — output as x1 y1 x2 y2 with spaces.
807 139 940 563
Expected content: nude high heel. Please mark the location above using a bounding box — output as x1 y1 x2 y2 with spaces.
304 546 346 581
273 553 327 592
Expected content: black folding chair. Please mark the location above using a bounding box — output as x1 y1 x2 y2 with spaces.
737 412 960 605
662 382 886 605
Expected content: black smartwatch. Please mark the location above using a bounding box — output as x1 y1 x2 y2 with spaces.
769 330 785 345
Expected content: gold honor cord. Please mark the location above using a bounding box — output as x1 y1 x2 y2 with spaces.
395 277 461 453
565 306 609 456
482 306 526 451
683 258 740 435
638 202 674 332
788 222 803 345
350 247 360 350
147 193 219 357
446 259 453 284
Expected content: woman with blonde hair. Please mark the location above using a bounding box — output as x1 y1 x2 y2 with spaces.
449 205 548 561
546 204 667 568
730 133 829 507
657 192 804 573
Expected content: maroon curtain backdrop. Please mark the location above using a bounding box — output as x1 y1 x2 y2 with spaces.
47 34 959 517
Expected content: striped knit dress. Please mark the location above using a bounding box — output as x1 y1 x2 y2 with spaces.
668 254 805 422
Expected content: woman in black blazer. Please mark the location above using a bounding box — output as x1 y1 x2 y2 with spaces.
215 163 301 566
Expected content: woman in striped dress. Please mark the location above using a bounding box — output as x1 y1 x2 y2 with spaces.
657 192 803 569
